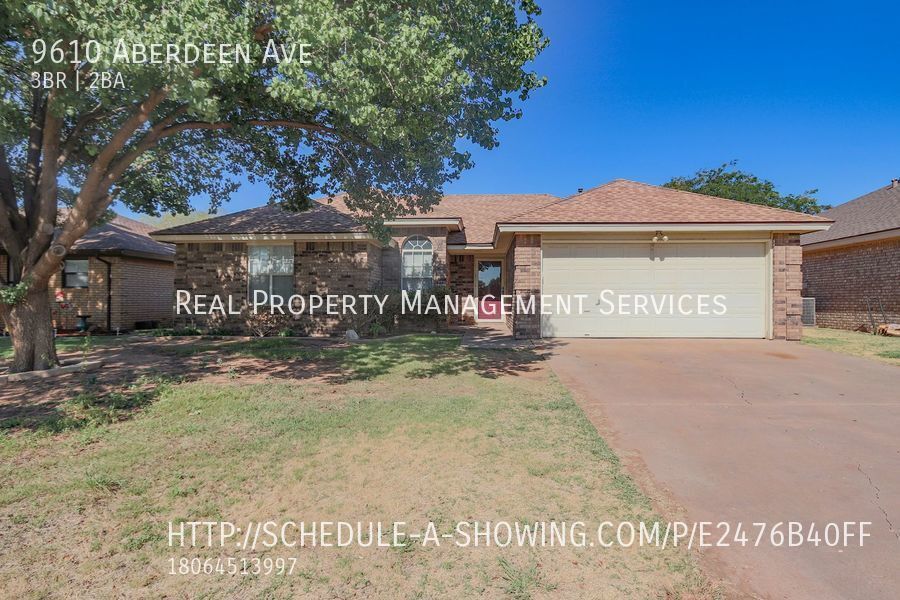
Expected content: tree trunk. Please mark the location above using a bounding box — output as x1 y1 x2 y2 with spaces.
5 287 58 373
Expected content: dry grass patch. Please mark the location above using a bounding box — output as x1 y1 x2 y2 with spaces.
802 326 900 366
0 336 716 599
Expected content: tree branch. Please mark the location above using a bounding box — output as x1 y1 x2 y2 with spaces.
0 147 24 259
22 89 47 217
27 88 170 284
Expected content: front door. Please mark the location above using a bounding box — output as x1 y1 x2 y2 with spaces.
477 260 503 320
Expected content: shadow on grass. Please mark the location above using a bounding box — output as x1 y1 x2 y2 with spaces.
208 335 558 383
0 334 557 432
0 374 178 434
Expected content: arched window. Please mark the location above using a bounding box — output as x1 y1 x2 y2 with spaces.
401 235 433 291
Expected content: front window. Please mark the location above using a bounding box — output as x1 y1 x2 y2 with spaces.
248 245 294 300
62 259 89 288
401 236 433 291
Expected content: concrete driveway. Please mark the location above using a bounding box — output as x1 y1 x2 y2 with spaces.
548 339 899 600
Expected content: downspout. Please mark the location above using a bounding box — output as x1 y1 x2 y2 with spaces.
95 256 113 332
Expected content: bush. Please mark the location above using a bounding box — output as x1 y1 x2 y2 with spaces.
243 308 293 337
146 327 202 337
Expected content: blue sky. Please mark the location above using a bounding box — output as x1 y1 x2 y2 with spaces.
125 0 900 217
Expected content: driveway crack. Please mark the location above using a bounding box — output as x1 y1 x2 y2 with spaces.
857 464 899 542
723 376 751 405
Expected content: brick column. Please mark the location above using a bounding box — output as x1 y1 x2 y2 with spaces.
510 234 541 339
773 233 802 340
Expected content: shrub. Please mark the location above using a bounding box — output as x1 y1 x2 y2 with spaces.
243 308 292 337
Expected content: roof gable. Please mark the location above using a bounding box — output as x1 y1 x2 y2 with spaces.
801 182 900 246
150 203 367 236
151 193 560 245
506 180 833 225
70 215 174 260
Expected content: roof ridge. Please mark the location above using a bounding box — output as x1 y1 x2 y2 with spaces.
504 181 621 221
149 205 267 236
621 179 832 221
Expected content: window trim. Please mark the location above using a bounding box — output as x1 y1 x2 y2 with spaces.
62 259 90 289
400 235 434 291
247 243 295 301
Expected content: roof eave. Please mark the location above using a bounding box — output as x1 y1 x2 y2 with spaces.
491 222 833 247
801 227 900 251
150 231 388 246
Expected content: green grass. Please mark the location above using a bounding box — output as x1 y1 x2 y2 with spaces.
0 335 712 599
802 326 900 366
0 334 125 361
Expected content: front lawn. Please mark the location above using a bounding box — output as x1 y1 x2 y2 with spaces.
802 326 900 366
0 336 713 598
0 334 126 362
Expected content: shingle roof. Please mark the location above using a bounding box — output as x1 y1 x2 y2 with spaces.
149 180 830 246
70 215 174 260
505 179 833 225
150 202 367 236
152 194 560 245
412 194 559 244
801 182 900 246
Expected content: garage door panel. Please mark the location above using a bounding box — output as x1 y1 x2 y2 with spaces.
542 242 767 338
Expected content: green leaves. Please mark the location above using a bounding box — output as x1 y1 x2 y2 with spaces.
3 0 548 227
663 161 830 214
0 279 31 307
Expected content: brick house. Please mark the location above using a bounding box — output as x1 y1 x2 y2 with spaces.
801 179 900 330
1 215 175 332
151 179 831 340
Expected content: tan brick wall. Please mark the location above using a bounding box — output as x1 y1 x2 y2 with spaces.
119 258 175 329
802 238 900 331
508 234 542 339
773 233 803 341
49 257 118 331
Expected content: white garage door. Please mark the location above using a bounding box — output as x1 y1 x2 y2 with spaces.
541 241 767 338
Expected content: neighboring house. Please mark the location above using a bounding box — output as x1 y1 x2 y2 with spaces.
151 179 831 340
801 179 900 330
1 215 175 332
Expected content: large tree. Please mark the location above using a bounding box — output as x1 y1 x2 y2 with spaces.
0 1 547 372
664 161 829 215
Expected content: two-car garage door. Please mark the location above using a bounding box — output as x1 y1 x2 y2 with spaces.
541 241 768 338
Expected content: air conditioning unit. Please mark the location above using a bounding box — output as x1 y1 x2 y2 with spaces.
801 297 816 326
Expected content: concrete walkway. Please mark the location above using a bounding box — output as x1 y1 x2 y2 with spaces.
456 322 539 350
548 338 900 600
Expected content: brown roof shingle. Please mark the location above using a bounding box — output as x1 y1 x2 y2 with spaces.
152 193 560 245
505 179 833 225
150 202 367 236
70 215 174 260
801 182 900 246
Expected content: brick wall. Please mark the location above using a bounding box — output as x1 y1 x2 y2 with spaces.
173 241 381 335
48 257 122 331
448 254 475 323
0 254 172 332
119 258 175 329
382 227 448 290
174 242 248 331
508 234 542 339
294 241 375 334
773 233 803 340
802 237 900 330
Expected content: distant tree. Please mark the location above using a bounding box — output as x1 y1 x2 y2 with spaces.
141 211 214 229
663 161 829 214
